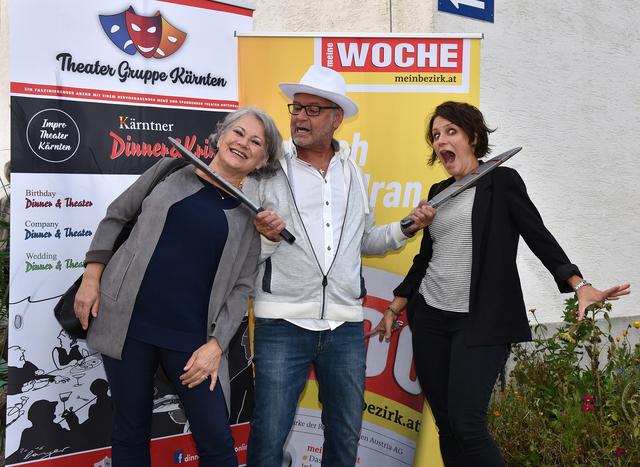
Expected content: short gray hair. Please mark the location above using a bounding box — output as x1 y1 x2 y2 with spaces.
208 107 283 178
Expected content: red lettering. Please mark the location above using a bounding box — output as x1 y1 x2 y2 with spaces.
108 131 214 160
25 199 53 208
363 296 423 412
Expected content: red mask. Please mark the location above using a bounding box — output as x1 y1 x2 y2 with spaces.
125 10 162 58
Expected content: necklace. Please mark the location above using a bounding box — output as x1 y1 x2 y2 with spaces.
197 168 244 199
298 159 326 177
212 180 243 200
214 184 226 199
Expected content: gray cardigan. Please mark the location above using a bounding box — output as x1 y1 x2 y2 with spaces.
250 141 408 322
85 158 260 406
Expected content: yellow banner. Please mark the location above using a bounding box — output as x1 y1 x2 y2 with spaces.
239 34 481 467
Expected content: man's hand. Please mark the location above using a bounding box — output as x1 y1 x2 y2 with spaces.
255 209 287 242
401 200 436 236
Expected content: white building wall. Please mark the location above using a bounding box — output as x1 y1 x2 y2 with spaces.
252 0 433 32
1 1 636 322
432 2 639 322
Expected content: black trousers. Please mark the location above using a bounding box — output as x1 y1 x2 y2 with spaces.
411 295 508 467
102 337 238 467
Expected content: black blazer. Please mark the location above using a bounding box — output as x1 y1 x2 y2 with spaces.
394 166 581 345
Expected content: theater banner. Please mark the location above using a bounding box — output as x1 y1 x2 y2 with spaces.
7 1 253 465
238 33 481 466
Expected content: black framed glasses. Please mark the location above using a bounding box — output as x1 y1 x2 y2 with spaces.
287 103 339 116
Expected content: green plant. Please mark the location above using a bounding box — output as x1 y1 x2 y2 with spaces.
489 299 640 466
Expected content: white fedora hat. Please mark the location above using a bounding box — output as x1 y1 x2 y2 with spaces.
279 65 359 118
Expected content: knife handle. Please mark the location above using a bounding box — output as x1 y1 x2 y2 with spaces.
400 217 414 229
279 229 296 244
256 207 296 244
400 198 436 229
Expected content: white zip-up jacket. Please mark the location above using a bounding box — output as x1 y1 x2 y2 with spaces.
246 141 409 322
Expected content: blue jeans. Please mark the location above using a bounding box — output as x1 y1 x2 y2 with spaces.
247 319 365 467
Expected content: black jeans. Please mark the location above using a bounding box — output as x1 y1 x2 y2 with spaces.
411 296 508 467
102 337 238 467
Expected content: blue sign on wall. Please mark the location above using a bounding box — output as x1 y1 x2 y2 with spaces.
438 0 494 23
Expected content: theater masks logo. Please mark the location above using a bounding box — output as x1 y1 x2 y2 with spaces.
99 6 187 59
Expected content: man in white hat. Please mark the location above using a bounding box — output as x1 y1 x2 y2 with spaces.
246 65 433 466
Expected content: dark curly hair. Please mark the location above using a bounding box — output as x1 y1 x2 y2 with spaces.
425 101 495 166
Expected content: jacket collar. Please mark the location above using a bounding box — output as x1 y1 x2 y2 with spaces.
283 139 344 162
469 168 493 306
280 139 348 175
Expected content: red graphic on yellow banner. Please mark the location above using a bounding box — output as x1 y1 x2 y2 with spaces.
321 37 469 91
322 37 463 71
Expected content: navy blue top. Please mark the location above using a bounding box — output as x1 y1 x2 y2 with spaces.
128 177 240 352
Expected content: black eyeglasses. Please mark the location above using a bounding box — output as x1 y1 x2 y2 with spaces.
287 103 339 117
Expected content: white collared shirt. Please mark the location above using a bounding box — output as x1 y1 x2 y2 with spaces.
286 151 347 331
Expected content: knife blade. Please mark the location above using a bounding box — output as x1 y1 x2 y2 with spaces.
400 146 522 228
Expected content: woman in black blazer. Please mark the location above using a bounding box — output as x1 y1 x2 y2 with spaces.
368 101 630 466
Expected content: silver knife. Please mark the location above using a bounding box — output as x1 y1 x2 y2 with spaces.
400 147 522 228
168 137 296 244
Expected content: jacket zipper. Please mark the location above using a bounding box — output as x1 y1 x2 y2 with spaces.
280 163 352 319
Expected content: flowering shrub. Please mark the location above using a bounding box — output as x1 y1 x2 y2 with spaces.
581 394 596 413
488 298 640 466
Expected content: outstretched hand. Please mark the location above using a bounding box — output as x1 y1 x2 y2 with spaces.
577 282 631 320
